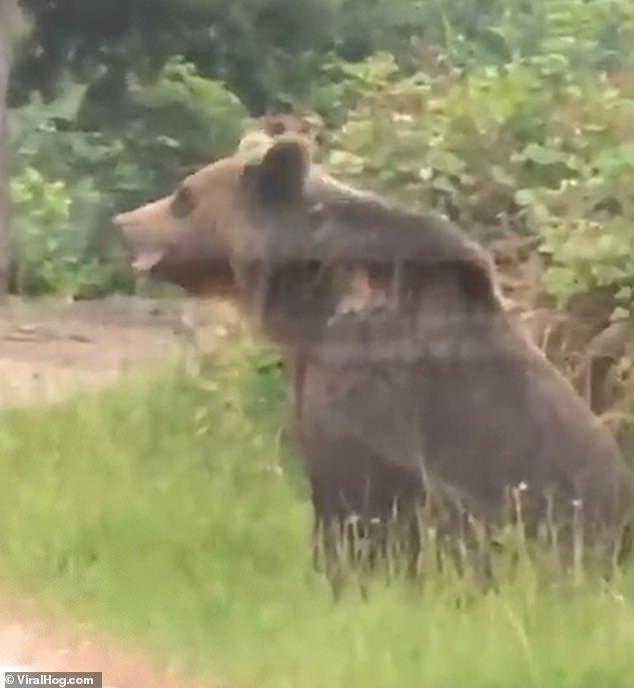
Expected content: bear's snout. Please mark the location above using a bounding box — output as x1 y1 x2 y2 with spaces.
112 207 170 274
112 210 144 245
113 211 134 229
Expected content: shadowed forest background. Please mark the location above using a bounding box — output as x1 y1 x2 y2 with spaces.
3 2 634 686
8 0 634 413
8 0 634 306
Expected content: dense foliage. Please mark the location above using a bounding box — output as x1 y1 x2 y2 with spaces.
8 0 634 311
10 56 246 295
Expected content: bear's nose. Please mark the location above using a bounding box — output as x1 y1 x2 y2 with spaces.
113 212 131 227
113 211 143 246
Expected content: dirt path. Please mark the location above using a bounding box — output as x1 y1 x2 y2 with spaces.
0 296 220 686
0 593 212 687
0 295 189 408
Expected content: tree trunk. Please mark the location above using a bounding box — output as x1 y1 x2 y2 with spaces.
0 0 15 299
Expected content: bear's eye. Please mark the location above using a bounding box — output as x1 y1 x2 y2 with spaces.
268 121 286 136
171 185 195 219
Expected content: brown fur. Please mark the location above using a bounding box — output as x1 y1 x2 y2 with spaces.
117 113 328 373
258 109 323 146
115 135 634 581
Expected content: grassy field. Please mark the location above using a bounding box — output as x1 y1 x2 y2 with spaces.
1 339 634 687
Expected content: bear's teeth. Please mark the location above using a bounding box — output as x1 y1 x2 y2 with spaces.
132 250 164 272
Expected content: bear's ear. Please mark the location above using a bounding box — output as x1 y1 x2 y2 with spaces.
244 135 311 207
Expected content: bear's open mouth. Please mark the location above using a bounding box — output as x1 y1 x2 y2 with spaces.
130 249 164 273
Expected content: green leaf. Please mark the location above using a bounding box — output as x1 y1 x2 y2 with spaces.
521 143 568 166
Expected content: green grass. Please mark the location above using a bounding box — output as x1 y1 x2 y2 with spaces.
1 339 634 687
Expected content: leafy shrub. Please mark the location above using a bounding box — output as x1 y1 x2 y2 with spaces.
10 0 634 308
526 142 634 314
317 50 634 315
10 59 247 296
10 166 108 297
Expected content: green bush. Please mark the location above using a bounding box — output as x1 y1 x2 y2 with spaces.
317 50 634 315
10 166 108 297
10 0 634 306
10 59 247 297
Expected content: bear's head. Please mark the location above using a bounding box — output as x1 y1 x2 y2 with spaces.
112 113 325 292
258 109 323 146
115 133 369 305
115 134 500 353
113 135 302 281
112 107 318 299
114 146 256 298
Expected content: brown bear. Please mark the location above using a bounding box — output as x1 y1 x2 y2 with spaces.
258 108 324 146
115 135 634 580
152 110 327 375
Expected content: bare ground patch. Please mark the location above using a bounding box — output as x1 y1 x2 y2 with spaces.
0 295 192 409
0 592 214 687
0 295 226 684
